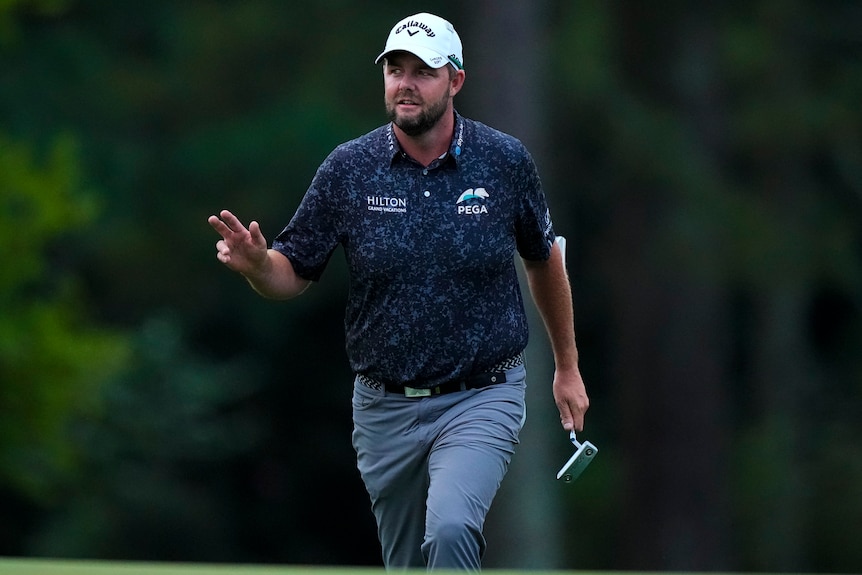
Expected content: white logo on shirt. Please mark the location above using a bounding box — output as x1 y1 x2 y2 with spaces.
367 196 407 214
456 188 489 203
456 188 489 215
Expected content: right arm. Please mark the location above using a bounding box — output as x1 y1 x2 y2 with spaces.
208 209 310 300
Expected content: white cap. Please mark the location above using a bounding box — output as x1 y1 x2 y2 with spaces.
375 13 464 70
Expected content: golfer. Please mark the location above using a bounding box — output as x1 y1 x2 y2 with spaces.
208 12 589 571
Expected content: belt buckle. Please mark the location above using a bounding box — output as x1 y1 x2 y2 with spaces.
403 386 432 398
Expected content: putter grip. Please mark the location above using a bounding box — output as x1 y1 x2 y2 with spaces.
555 235 566 270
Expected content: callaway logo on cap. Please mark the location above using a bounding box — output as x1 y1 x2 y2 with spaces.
375 12 464 70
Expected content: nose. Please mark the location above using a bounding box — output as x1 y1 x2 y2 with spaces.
397 75 415 92
396 69 421 91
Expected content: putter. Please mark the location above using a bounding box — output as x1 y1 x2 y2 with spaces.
552 233 597 482
556 430 598 483
555 235 567 267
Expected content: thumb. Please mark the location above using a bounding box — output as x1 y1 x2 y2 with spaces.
248 220 267 248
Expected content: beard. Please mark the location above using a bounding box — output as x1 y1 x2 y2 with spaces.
385 90 450 137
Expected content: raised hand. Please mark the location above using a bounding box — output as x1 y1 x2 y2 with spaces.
207 209 269 277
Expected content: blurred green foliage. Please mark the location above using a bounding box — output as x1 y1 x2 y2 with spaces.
0 0 860 572
0 134 129 500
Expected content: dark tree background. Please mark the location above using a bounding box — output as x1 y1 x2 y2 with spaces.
1 0 860 572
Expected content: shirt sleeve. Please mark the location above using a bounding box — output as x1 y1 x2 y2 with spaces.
271 153 343 282
514 147 556 261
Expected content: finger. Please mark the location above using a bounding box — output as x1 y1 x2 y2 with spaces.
219 209 247 233
572 409 585 433
208 214 231 236
557 400 574 432
215 240 231 263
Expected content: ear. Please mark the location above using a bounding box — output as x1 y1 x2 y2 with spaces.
449 69 466 97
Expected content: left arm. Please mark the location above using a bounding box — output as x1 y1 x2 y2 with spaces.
522 240 590 431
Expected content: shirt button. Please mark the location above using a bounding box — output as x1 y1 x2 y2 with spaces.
424 191 430 197
422 169 429 175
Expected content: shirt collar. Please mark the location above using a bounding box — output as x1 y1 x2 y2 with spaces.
384 111 466 167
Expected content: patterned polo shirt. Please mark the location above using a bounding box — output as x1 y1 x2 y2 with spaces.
272 112 555 388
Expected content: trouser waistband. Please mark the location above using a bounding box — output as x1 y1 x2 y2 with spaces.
356 352 524 398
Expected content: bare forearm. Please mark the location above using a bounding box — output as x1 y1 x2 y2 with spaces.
523 244 579 369
524 242 589 431
244 249 311 300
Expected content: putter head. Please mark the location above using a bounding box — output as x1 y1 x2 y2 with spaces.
556 430 597 483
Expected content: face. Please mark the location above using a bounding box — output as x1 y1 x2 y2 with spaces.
383 52 461 137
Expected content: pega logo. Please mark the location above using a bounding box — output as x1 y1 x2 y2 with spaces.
456 188 489 215
456 188 488 203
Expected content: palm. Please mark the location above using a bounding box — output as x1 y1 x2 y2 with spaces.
207 210 268 275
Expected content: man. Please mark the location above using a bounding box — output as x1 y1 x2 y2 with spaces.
208 12 588 571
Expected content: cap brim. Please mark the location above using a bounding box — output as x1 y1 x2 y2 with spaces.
374 46 449 69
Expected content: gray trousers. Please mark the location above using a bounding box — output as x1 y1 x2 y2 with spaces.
352 364 527 571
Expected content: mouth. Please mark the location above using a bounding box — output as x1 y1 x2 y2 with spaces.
395 93 422 107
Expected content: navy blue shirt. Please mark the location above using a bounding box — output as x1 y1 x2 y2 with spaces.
273 112 555 388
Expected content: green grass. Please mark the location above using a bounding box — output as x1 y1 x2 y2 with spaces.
0 559 366 575
0 559 360 575
0 558 587 575
0 559 796 575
